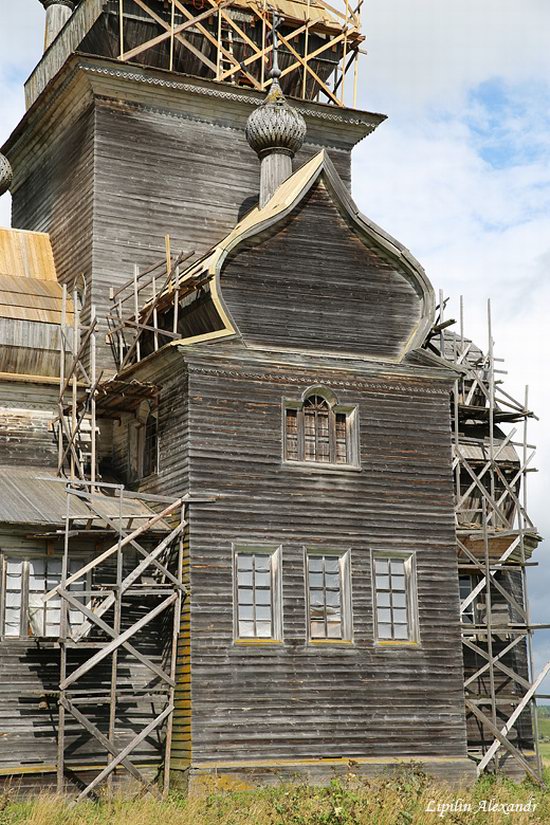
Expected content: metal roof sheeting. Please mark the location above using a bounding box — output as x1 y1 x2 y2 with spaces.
454 441 519 465
0 467 165 529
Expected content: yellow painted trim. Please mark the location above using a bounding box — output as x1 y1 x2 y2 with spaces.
0 762 159 777
0 371 61 385
234 638 284 646
170 328 235 349
189 755 473 771
308 639 354 646
375 640 420 647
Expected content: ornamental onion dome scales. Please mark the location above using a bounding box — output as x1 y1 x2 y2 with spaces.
0 154 13 197
245 79 307 159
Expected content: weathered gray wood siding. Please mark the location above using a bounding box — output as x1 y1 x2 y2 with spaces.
91 102 351 362
0 381 58 468
172 349 468 769
7 56 374 368
10 105 95 298
221 180 422 359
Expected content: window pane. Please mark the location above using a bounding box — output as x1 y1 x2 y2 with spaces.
393 592 406 608
378 623 392 639
256 605 272 622
237 571 253 587
327 621 342 638
255 589 271 606
326 590 340 607
374 555 414 643
307 553 348 642
324 558 339 574
285 409 299 461
256 622 272 638
310 621 326 638
238 588 254 605
393 609 408 625
238 605 254 621
239 621 255 637
235 551 277 640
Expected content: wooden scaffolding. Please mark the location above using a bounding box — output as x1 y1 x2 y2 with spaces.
50 277 193 798
429 296 548 783
43 482 188 799
112 0 364 107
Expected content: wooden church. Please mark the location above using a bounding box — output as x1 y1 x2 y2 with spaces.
0 0 542 798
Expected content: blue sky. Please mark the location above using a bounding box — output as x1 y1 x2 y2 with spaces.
1 2 549 694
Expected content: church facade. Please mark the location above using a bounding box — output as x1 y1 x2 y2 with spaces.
0 0 539 795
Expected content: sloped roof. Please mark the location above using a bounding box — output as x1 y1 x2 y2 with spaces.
159 150 435 357
0 228 73 324
0 466 167 529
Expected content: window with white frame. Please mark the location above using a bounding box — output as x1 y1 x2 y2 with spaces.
306 550 352 641
373 553 418 643
459 574 479 625
234 547 282 641
284 388 359 468
1 556 89 639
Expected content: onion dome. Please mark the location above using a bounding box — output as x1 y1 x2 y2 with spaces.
0 154 13 197
245 79 307 159
40 0 75 8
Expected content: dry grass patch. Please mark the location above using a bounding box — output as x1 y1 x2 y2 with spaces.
1 765 549 825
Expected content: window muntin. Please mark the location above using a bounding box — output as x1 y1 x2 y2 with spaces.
373 554 417 643
284 390 359 468
2 556 88 639
306 551 352 642
234 547 282 641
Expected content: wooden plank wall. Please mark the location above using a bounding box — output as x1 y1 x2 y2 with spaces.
0 381 58 468
221 179 422 359
165 348 470 776
11 104 95 304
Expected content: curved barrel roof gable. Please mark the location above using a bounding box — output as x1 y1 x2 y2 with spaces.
211 151 434 362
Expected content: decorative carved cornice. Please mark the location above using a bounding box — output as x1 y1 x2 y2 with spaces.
83 63 381 130
187 364 450 397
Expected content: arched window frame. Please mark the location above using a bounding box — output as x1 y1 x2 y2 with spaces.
283 386 360 469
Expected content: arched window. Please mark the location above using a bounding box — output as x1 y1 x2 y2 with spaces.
284 389 359 467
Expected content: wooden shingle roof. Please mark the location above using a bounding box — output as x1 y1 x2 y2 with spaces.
0 228 73 324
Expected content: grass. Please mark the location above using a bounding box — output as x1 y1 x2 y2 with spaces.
539 742 550 765
1 766 549 825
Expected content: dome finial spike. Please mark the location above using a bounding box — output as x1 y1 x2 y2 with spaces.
269 10 282 83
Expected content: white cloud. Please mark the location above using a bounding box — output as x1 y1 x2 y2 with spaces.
353 0 550 693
